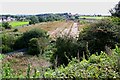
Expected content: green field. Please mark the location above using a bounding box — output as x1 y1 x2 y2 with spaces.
9 21 29 27
80 16 106 19
0 21 29 28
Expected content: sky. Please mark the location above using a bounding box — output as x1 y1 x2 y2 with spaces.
0 0 119 15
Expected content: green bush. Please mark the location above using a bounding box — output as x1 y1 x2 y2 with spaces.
2 46 120 78
14 28 48 49
0 27 5 31
111 17 120 25
28 38 39 55
2 22 12 29
44 47 120 78
88 54 100 63
27 37 48 56
2 45 13 53
51 35 79 66
78 19 120 54
13 28 18 32
2 33 16 53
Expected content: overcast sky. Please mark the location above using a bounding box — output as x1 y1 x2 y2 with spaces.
0 0 119 15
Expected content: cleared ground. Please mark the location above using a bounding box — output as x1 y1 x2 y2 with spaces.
18 21 74 38
18 21 73 32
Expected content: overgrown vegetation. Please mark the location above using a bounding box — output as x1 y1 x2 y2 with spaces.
14 28 48 50
51 35 79 66
2 22 12 29
28 37 49 56
1 33 17 53
78 19 120 54
1 46 120 78
44 46 120 78
1 2 120 79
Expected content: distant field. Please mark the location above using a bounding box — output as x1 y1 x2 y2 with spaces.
9 21 29 27
0 21 29 28
18 21 74 33
79 16 106 19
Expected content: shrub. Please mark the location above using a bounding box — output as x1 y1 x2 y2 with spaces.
0 27 5 31
27 38 40 55
13 28 18 32
44 47 120 78
51 35 79 66
14 28 48 49
2 45 13 53
78 19 120 54
2 46 120 78
27 37 48 56
2 22 12 29
88 54 100 63
2 33 16 53
111 17 120 25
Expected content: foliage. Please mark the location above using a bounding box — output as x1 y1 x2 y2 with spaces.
110 1 120 17
2 33 17 53
1 45 120 79
51 35 79 66
29 16 39 25
110 17 120 25
2 22 12 29
78 19 120 54
13 28 18 32
44 47 120 78
0 27 5 31
2 45 13 53
0 54 5 59
28 37 49 56
79 20 88 24
2 62 24 78
37 14 65 22
42 43 55 61
27 38 40 55
14 28 48 49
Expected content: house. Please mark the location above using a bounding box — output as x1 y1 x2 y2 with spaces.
0 16 16 22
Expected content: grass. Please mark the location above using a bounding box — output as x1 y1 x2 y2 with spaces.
77 22 90 32
2 53 51 76
9 21 29 28
0 21 29 28
80 16 105 20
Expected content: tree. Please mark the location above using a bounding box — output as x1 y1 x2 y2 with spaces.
29 16 39 25
78 19 119 54
2 22 12 29
28 37 48 56
110 1 120 17
14 28 48 49
51 35 79 66
38 16 46 22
